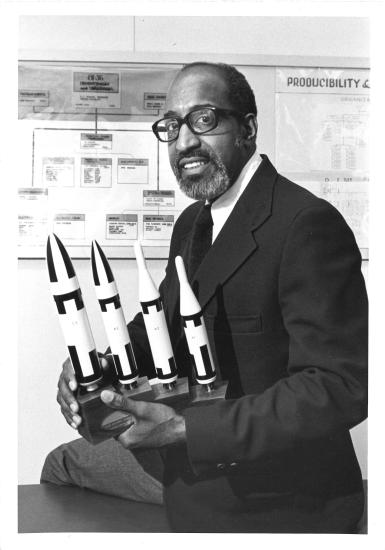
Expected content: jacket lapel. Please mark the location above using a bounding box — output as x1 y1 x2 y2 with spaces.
190 155 277 310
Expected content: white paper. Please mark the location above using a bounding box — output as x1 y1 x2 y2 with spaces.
19 89 49 107
143 190 175 207
118 159 149 185
42 157 75 187
80 133 113 151
106 214 138 240
143 214 174 240
53 214 86 240
276 67 369 253
80 158 112 188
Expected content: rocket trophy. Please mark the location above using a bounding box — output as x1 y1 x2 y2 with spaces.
175 255 228 403
91 240 153 402
134 241 189 404
46 234 135 444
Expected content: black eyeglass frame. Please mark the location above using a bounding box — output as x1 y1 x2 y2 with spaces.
151 106 245 143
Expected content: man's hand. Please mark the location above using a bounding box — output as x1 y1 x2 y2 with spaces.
57 355 110 429
100 390 186 450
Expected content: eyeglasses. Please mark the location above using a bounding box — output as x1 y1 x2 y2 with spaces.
152 106 244 143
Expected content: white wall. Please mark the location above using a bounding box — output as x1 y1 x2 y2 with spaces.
18 15 369 483
19 15 369 63
134 16 369 58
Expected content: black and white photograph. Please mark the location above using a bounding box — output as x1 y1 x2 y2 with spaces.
1 2 383 549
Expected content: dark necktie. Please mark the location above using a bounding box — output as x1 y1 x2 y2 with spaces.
188 202 213 279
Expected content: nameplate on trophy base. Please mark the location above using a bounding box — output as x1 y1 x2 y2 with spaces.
77 376 153 445
151 376 190 407
189 380 228 406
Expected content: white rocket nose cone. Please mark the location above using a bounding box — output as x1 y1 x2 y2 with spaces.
134 241 160 302
175 256 201 316
91 240 114 287
134 241 145 268
175 256 188 284
47 233 76 283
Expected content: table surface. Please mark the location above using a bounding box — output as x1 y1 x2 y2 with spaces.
18 481 367 534
18 484 171 533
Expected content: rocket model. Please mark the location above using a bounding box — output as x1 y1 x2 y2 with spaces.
134 241 178 389
91 240 139 388
175 255 217 390
46 234 103 391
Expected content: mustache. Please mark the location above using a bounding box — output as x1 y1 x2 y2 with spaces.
176 150 213 163
173 150 214 172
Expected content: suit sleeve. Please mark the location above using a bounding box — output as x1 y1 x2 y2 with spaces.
184 202 368 473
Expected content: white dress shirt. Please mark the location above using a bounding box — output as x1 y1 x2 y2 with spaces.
211 149 262 243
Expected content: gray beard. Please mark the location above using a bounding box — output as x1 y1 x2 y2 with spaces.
174 157 232 201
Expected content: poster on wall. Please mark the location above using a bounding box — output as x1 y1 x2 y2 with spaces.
17 120 194 258
18 63 178 120
276 67 369 257
17 62 188 257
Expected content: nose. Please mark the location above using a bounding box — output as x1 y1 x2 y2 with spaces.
175 122 200 154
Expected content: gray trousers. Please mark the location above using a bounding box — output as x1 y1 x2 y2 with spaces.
40 437 164 505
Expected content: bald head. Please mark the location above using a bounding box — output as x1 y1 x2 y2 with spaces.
171 62 257 116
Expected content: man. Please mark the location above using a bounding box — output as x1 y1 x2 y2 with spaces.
42 62 368 533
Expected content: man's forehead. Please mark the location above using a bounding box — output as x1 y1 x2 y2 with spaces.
165 66 229 112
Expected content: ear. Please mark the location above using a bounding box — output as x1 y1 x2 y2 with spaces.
243 113 258 141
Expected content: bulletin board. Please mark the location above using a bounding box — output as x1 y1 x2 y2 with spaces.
17 61 369 259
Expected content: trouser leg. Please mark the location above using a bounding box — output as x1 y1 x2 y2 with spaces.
40 437 164 505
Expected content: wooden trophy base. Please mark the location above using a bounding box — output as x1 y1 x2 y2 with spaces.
189 380 229 406
151 376 190 408
118 377 154 401
77 376 153 445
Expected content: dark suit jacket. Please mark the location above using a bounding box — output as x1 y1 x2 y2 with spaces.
128 155 368 533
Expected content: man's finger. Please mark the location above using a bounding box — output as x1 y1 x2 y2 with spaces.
100 390 139 414
58 376 79 412
100 356 109 369
60 405 81 429
62 358 78 390
63 369 77 391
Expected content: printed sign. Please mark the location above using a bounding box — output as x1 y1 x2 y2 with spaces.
143 190 175 207
19 89 49 107
106 214 138 240
143 214 174 240
80 158 112 188
276 68 370 94
18 215 48 242
19 188 48 200
18 188 49 245
42 157 75 187
53 213 86 239
72 72 121 109
80 133 113 150
118 158 149 184
144 93 167 110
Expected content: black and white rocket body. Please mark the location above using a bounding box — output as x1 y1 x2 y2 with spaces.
175 255 217 387
91 240 139 387
46 234 102 390
134 241 178 385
